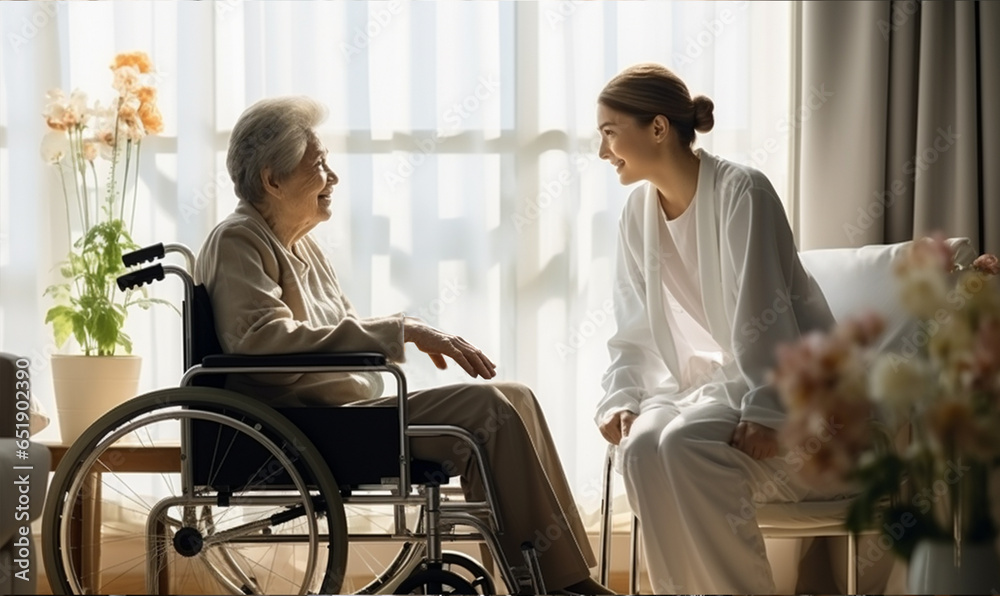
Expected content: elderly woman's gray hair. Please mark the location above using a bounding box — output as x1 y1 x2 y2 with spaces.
227 96 328 204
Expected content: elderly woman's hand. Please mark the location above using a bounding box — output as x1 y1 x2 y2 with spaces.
404 317 497 379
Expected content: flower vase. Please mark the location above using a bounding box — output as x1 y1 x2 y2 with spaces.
906 538 1000 594
51 354 142 445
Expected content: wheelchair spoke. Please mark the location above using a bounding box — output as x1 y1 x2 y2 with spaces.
205 421 240 492
215 541 310 595
199 550 253 595
89 540 166 592
199 507 260 594
216 547 263 594
95 464 157 514
133 424 181 499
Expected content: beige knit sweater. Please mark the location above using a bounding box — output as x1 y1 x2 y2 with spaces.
194 200 405 405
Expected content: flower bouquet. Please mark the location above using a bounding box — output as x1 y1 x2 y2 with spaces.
41 51 168 355
774 236 1000 566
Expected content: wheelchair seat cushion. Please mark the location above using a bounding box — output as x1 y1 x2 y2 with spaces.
189 404 455 491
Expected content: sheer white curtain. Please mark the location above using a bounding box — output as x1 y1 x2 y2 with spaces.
0 0 791 516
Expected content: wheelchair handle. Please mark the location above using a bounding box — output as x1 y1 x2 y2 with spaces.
122 243 165 267
117 264 165 291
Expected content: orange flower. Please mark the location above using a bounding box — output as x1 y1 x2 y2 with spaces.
138 102 163 135
111 51 153 73
134 86 163 134
136 86 156 104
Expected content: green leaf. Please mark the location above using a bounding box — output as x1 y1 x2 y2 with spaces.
128 296 182 315
41 171 173 352
43 283 71 301
70 310 89 354
117 331 133 354
45 306 75 348
881 505 946 560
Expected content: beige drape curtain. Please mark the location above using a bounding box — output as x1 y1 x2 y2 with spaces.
795 0 1000 254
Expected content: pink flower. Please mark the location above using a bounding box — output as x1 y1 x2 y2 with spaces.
900 234 954 274
972 253 1000 275
837 310 885 348
971 316 1000 390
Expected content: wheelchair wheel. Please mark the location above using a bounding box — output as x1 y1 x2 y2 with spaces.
353 544 496 595
42 387 348 595
395 567 478 595
435 552 496 595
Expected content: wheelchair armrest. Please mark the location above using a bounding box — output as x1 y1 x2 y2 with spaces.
201 352 387 368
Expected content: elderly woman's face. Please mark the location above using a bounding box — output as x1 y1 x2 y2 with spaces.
274 133 338 231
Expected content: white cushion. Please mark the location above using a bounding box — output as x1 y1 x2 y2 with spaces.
756 500 855 534
799 238 975 353
30 395 51 433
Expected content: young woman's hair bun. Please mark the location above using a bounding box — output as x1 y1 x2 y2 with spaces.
692 95 715 133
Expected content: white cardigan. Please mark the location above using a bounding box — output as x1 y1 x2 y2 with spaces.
597 150 835 430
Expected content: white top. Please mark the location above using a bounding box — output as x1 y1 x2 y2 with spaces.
660 193 728 390
597 149 836 429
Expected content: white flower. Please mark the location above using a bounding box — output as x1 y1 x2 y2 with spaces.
42 88 90 131
897 266 949 319
868 352 930 426
116 95 146 141
40 130 70 163
82 141 98 162
928 315 975 374
112 65 140 96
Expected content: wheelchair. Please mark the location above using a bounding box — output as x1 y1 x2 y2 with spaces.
42 243 548 595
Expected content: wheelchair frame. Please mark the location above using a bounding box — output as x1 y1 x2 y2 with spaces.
42 242 547 595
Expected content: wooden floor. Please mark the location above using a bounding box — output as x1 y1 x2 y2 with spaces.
36 569 636 594
35 524 645 594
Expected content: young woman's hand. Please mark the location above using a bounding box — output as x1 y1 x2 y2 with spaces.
730 420 778 460
599 409 638 445
403 317 497 379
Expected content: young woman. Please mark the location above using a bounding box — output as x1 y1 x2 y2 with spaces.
595 63 840 593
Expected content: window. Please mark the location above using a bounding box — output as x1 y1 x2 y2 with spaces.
0 0 792 514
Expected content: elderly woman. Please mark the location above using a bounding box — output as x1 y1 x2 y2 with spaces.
195 96 612 595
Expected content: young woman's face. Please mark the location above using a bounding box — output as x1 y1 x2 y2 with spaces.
597 103 659 186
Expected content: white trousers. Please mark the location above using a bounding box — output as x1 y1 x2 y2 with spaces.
619 398 841 594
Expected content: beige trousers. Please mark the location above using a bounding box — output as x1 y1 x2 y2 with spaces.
372 381 595 589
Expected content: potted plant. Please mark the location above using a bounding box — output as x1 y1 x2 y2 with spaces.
773 236 1000 593
41 51 169 444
